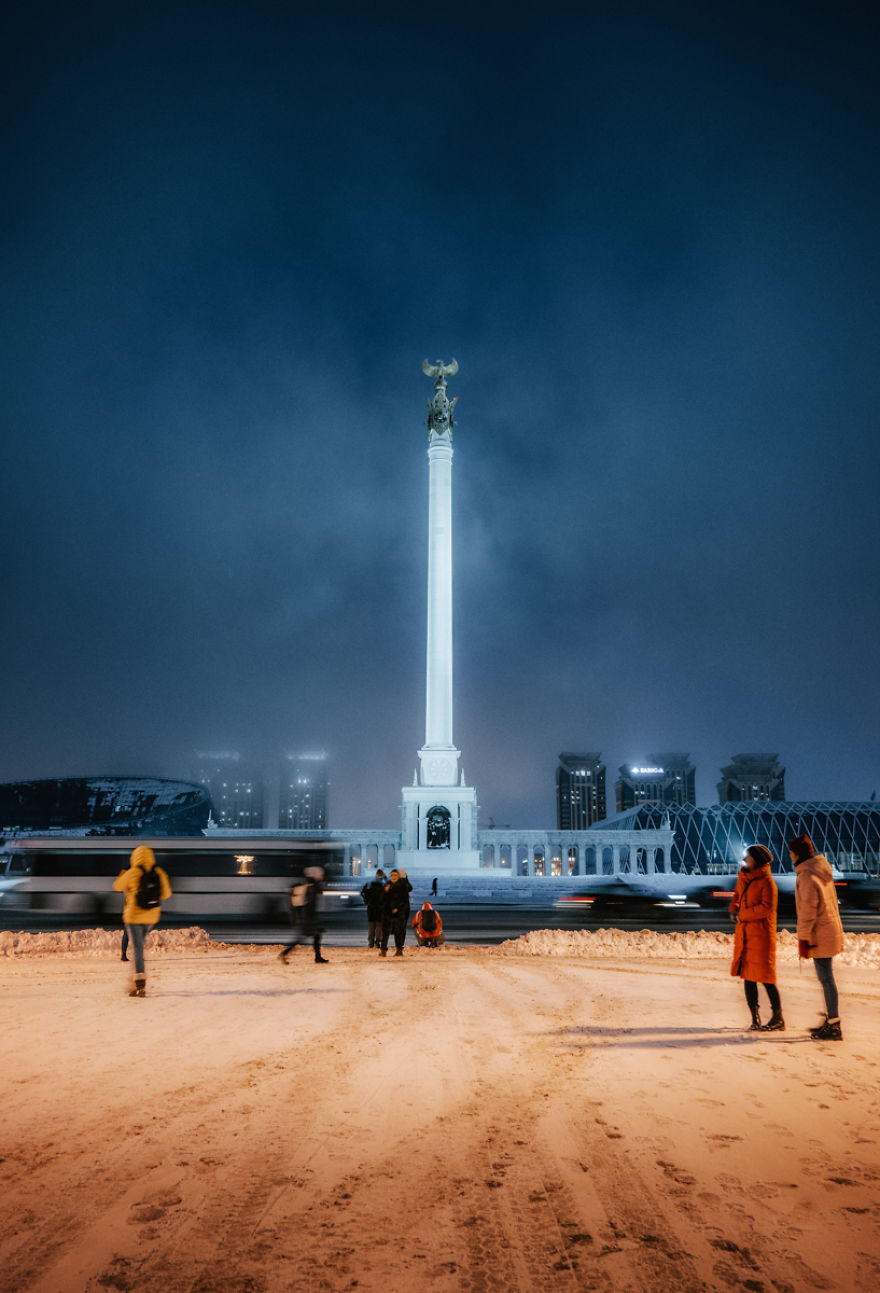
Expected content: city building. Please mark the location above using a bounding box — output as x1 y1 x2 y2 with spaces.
279 752 329 829
718 753 786 803
192 752 264 829
601 801 880 875
556 753 606 829
0 777 210 836
615 754 696 813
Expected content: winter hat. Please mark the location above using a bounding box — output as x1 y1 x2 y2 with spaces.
744 845 773 868
788 834 816 863
375 870 386 879
130 845 156 870
422 901 433 909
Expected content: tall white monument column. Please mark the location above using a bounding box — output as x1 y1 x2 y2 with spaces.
399 359 482 874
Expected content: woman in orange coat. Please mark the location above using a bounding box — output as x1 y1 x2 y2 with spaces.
729 844 784 1032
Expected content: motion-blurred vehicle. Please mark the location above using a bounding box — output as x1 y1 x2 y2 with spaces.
0 836 349 922
552 873 802 916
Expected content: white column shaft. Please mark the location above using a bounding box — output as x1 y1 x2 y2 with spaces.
425 439 454 748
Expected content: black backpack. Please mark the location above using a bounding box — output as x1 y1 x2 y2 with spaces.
136 868 161 909
420 908 438 933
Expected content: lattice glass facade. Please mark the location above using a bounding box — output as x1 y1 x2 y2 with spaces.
600 802 880 875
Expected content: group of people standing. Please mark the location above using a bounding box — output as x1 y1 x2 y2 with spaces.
359 868 443 955
730 832 845 1040
112 834 847 1040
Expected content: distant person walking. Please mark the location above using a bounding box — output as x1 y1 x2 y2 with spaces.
380 868 413 958
280 866 329 964
412 901 445 948
112 845 172 997
729 845 784 1031
790 833 845 1040
360 869 386 948
431 876 438 897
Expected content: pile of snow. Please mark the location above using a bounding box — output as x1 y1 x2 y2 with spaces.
0 926 225 958
494 926 880 968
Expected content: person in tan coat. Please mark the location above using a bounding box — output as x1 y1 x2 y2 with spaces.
112 845 172 997
729 845 784 1031
790 833 845 1040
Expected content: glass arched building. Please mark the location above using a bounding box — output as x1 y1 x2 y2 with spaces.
600 802 880 876
0 778 211 837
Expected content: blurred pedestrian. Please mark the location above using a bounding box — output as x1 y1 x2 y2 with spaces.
380 868 413 958
790 833 845 1040
280 866 328 964
360 869 386 947
431 876 438 897
412 900 445 948
112 845 172 997
729 845 784 1031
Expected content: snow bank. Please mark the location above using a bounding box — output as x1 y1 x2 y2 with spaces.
0 926 227 958
493 925 880 968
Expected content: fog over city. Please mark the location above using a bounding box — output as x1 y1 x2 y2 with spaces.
3 2 879 827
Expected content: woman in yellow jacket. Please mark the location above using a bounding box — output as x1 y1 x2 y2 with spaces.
112 845 172 997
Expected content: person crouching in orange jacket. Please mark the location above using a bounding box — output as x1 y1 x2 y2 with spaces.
412 901 445 948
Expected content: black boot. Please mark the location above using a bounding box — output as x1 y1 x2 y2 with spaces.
811 1017 843 1041
128 976 146 998
748 1007 761 1031
760 1009 785 1032
315 954 329 963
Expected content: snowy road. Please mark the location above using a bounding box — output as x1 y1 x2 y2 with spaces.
1 943 878 1291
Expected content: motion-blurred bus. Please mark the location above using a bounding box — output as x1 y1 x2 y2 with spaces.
0 836 350 922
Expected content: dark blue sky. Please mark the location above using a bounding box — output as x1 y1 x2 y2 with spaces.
2 1 878 826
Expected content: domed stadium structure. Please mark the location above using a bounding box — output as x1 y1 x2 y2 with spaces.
0 778 211 836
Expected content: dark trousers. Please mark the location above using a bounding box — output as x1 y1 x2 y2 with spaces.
281 908 322 959
124 924 149 976
744 980 781 1013
281 930 323 958
381 916 407 952
813 957 839 1018
367 920 382 947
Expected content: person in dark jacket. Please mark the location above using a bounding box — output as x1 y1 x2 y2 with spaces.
279 866 328 964
360 869 386 947
729 845 784 1031
380 868 413 957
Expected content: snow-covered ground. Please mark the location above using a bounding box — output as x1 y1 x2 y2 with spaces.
1 929 878 1291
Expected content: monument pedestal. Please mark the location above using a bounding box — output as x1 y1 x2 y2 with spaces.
398 777 483 875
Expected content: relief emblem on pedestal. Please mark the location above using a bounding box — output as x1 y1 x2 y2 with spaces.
421 754 456 785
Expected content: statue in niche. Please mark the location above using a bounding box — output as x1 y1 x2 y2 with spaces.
426 805 451 849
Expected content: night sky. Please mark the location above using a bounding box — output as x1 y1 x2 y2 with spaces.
3 1 878 828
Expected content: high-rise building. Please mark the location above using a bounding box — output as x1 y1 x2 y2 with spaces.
280 752 329 829
718 754 786 803
615 753 696 813
556 753 606 829
192 752 264 829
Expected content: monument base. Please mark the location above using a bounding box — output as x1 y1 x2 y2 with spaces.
394 849 486 876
